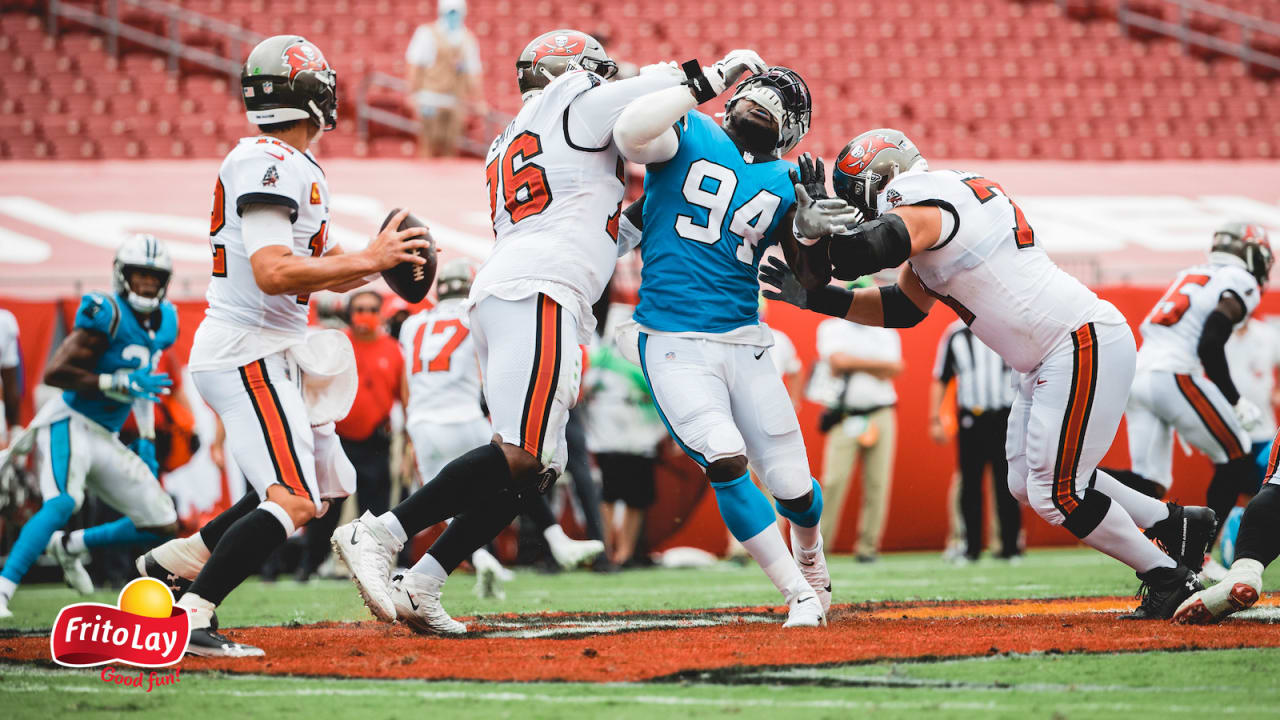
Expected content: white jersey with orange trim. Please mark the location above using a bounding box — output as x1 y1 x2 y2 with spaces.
191 135 331 372
885 169 1125 373
1135 260 1261 375
471 68 682 343
399 298 484 426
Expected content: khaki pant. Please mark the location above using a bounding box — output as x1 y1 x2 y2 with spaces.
820 406 896 555
418 105 465 158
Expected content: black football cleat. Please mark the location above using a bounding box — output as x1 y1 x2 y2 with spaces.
135 551 193 597
1143 503 1216 571
186 627 264 658
1122 564 1203 620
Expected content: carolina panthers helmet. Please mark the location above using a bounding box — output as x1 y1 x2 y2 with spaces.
724 66 811 156
435 258 477 300
1211 221 1273 286
516 30 617 101
241 35 338 131
832 129 927 218
113 234 173 314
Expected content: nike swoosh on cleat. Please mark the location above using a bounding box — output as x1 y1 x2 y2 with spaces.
799 559 815 566
408 594 419 611
350 527 359 544
796 596 812 604
824 585 832 592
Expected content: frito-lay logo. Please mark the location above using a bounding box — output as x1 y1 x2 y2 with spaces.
51 578 189 667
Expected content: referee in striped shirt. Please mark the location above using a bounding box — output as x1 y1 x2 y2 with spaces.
929 321 1022 561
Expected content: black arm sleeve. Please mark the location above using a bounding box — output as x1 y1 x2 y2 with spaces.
1198 309 1240 405
879 284 929 328
827 213 912 280
623 197 644 230
807 284 855 319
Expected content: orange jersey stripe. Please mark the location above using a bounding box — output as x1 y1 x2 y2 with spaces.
1174 374 1245 460
241 360 309 498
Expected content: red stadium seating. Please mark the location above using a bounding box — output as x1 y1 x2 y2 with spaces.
0 0 1277 160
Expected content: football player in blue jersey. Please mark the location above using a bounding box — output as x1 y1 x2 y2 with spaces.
612 64 860 627
0 235 180 618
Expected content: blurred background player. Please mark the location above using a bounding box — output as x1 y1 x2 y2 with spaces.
0 308 19 450
135 35 430 657
929 319 1021 562
613 64 852 627
405 0 484 158
763 128 1217 619
1117 223 1271 541
806 278 902 563
333 31 719 634
0 235 179 618
585 302 665 566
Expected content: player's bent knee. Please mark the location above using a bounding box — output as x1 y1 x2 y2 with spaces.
707 456 748 484
44 493 77 524
1005 474 1030 506
775 479 823 529
498 441 541 484
1025 483 1064 524
263 486 316 532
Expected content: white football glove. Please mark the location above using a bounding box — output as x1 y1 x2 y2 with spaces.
706 49 766 96
1233 397 1263 433
792 184 865 245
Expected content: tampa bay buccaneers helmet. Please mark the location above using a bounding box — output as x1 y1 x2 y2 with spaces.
516 29 617 101
113 234 173 314
241 35 338 131
832 129 927 218
725 67 811 157
435 258 477 300
1211 221 1273 286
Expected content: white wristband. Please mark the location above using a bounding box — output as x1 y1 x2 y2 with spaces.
98 373 116 393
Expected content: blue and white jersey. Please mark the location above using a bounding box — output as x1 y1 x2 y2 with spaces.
63 293 178 433
634 111 797 334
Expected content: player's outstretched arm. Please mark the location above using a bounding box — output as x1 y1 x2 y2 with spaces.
247 206 429 296
43 329 111 394
759 258 933 328
827 204 943 280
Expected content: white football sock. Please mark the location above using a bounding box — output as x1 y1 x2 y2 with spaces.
411 552 449 582
175 593 216 629
741 521 811 601
543 524 571 551
1092 470 1171 528
0 577 16 602
377 512 409 545
65 530 88 555
1080 501 1177 573
791 523 822 552
151 533 211 580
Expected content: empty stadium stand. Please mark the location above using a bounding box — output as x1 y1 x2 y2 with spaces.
1 0 1277 160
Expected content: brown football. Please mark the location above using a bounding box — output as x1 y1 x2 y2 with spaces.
378 208 436 304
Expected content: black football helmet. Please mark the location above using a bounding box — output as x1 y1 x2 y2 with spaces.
241 35 338 131
724 66 811 156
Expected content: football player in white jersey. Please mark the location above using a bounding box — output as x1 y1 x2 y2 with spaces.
761 128 1217 619
332 29 768 633
133 35 431 657
1123 224 1271 545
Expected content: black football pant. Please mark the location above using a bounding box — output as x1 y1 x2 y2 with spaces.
957 409 1021 559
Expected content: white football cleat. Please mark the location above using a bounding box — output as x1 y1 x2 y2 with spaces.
791 528 831 614
392 571 466 635
331 511 402 623
1199 556 1229 584
0 594 12 619
1173 558 1263 624
549 537 604 570
782 589 827 628
471 548 509 600
47 531 94 595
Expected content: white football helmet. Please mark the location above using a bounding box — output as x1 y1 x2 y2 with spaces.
113 234 173 314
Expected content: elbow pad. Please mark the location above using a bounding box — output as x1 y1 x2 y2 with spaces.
1198 309 1239 404
828 213 912 279
879 284 928 328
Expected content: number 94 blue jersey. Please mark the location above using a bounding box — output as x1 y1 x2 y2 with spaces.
64 292 179 433
634 111 796 334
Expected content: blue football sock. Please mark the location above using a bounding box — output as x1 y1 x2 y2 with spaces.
710 472 777 542
82 517 169 549
776 478 824 528
1 494 75 585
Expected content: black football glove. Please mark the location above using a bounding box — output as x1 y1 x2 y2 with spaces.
759 255 808 309
792 152 829 201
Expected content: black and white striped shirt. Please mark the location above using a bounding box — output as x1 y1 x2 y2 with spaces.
934 321 1015 413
